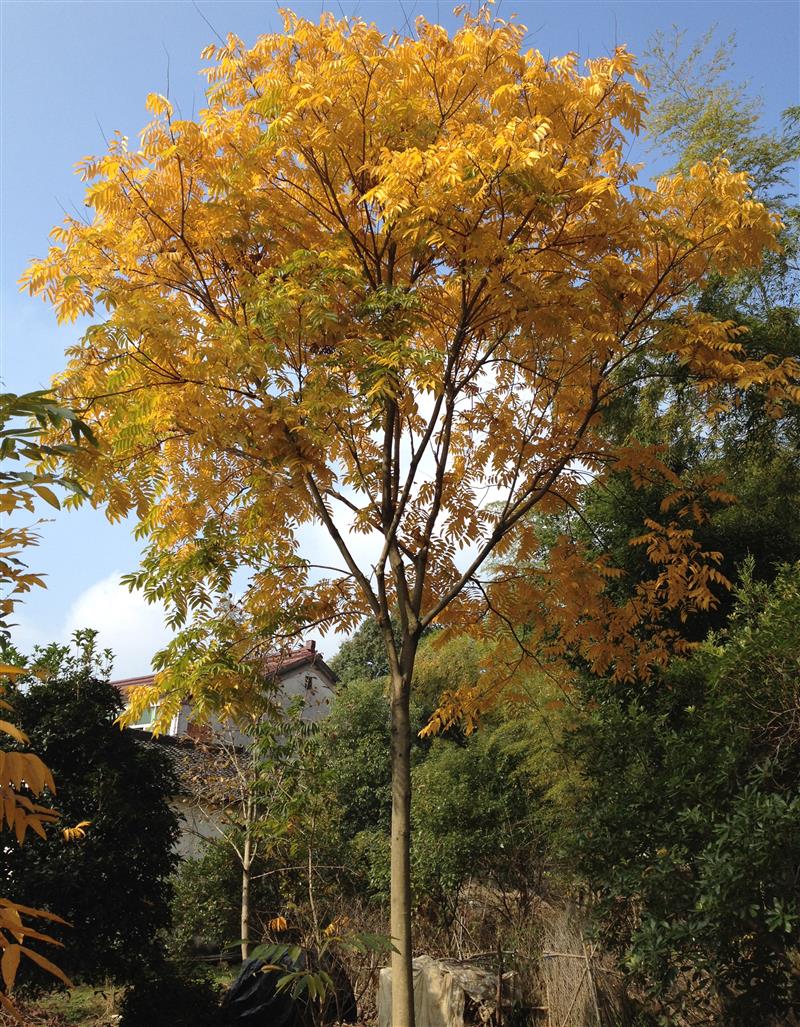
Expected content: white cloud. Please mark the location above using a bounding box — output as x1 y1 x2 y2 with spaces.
14 572 173 679
64 573 174 678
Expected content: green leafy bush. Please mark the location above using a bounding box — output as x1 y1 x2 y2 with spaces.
567 565 800 1024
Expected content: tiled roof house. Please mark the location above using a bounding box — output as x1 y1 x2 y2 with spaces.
114 641 338 858
114 640 338 743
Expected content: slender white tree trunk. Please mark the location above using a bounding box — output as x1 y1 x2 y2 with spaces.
390 669 415 1027
241 813 253 961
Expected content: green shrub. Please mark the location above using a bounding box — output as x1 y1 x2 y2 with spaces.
567 564 800 1024
119 960 224 1027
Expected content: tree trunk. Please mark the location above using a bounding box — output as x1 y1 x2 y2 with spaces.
241 825 252 961
390 669 415 1027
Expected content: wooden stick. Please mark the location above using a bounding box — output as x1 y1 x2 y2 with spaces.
582 940 602 1027
496 933 503 1027
541 952 622 976
558 943 598 1027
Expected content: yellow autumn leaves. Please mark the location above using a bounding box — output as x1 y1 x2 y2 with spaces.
18 7 799 735
0 678 59 847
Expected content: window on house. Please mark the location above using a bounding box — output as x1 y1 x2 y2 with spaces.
304 675 315 692
130 704 158 729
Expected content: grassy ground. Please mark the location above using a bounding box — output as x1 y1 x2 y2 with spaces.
0 984 124 1026
1 967 237 1026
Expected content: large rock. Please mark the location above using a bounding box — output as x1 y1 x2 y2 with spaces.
378 956 518 1027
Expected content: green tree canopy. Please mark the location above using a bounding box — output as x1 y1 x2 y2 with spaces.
3 631 181 985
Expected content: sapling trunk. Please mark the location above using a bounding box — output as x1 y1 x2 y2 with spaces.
390 668 415 1027
241 803 253 961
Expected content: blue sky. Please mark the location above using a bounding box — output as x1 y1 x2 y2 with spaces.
1 0 798 675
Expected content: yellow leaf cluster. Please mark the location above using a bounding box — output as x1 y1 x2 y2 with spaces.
0 901 71 1017
423 475 738 734
62 820 91 843
0 685 58 846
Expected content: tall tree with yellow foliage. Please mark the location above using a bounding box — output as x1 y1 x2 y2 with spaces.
24 11 799 1024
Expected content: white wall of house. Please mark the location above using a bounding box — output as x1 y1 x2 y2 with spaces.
127 658 338 860
172 797 228 860
278 665 335 723
131 664 336 742
169 704 254 746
